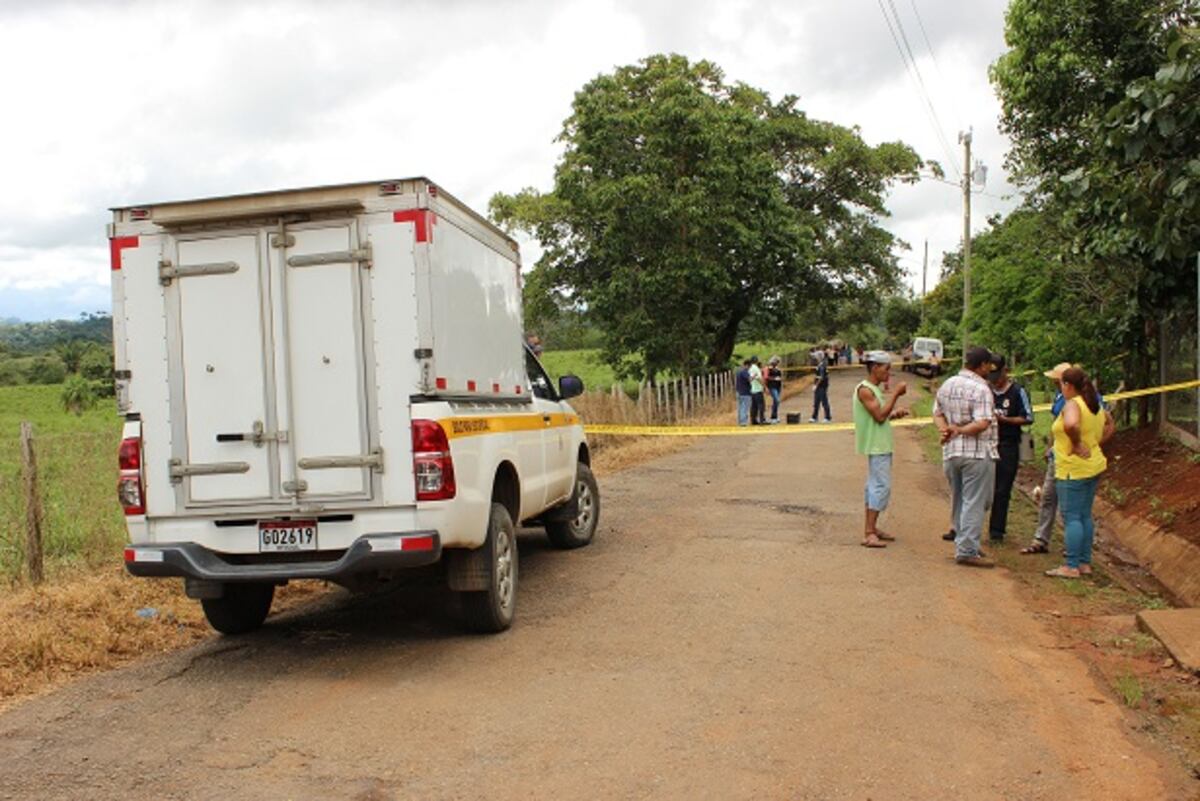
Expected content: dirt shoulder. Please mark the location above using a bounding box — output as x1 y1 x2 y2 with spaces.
0 368 1194 800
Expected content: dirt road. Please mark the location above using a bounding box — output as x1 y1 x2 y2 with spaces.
0 369 1191 800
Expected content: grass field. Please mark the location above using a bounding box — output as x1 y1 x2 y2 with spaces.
0 385 124 584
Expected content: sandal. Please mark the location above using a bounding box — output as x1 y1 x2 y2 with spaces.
1044 566 1081 578
1078 565 1093 576
861 534 887 548
1020 541 1049 555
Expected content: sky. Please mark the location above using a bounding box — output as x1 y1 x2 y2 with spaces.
0 0 1020 322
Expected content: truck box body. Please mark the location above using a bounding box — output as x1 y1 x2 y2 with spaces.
110 178 586 575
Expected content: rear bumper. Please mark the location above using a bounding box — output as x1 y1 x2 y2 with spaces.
124 532 442 583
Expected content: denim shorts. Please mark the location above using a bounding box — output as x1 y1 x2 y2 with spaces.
864 453 892 512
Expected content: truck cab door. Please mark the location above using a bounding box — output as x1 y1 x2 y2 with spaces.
525 349 575 508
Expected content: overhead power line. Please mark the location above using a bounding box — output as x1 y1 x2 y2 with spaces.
909 0 963 129
875 0 961 179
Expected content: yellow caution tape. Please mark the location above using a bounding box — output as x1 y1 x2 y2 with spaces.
583 379 1200 437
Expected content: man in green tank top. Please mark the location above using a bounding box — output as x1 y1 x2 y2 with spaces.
853 351 910 548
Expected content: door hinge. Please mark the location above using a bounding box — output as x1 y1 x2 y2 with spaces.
270 233 296 249
282 479 309 494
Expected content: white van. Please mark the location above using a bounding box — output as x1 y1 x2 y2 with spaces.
905 337 944 376
110 178 598 634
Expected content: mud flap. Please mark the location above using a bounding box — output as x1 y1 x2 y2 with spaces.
446 547 490 591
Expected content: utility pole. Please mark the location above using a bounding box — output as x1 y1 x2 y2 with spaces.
920 238 928 331
959 128 972 357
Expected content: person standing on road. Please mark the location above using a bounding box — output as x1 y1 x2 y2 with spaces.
854 351 910 548
766 355 784 424
810 352 832 423
933 346 999 568
1044 367 1115 578
988 355 1033 543
749 356 767 425
735 359 752 426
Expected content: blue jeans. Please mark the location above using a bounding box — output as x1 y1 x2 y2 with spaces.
864 454 892 511
769 386 781 420
1059 477 1098 569
737 394 751 426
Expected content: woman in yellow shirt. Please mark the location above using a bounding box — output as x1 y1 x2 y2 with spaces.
1045 367 1115 579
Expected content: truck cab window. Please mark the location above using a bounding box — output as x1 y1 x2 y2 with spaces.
525 349 556 401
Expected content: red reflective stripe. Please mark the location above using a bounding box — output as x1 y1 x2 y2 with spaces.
515 386 522 394
492 383 500 393
467 380 476 391
393 210 436 243
402 535 435 552
435 377 447 390
109 236 138 271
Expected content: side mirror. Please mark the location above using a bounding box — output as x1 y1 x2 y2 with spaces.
558 374 584 399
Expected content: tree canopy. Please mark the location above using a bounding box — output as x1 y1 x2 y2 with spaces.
490 54 923 380
990 0 1199 394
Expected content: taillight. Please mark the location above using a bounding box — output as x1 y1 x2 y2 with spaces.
118 435 145 515
412 420 456 501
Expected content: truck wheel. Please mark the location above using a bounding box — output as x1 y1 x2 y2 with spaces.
200 583 275 635
545 463 600 550
460 502 518 633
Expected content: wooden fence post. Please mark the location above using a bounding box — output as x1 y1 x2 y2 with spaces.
19 422 45 585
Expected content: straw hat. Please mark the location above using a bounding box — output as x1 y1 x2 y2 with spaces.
1043 362 1072 380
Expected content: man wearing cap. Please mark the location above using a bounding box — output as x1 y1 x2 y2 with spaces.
1020 362 1105 555
853 351 909 548
933 346 999 567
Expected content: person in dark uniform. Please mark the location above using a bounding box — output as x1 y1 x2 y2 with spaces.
810 353 832 423
988 355 1033 542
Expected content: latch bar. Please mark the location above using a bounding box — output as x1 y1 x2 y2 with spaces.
297 449 384 472
159 260 239 285
169 459 251 483
287 244 372 269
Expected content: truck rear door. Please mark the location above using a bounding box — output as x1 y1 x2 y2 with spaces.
272 221 375 500
166 219 376 508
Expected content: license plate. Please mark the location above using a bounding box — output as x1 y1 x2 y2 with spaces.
258 520 318 553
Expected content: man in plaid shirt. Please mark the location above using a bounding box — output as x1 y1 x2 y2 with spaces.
933 346 999 567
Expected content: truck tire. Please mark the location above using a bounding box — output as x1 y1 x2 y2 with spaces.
545 463 600 550
460 502 518 633
200 582 275 635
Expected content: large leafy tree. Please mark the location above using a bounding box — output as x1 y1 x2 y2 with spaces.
990 0 1200 395
490 54 922 380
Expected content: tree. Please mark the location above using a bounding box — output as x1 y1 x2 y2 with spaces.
881 295 921 349
490 54 923 380
990 0 1200 413
79 345 114 381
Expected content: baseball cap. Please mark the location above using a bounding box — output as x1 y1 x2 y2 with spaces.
863 350 891 365
1043 362 1072 380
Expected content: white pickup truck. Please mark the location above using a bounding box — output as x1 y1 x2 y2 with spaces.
110 177 599 634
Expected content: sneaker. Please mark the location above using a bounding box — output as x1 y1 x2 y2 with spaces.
941 529 957 542
808 417 817 423
955 555 995 568
822 418 833 424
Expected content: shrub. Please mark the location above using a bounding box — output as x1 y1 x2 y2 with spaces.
27 355 67 385
61 375 96 415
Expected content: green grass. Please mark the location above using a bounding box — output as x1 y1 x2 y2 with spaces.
1114 673 1145 708
0 385 125 584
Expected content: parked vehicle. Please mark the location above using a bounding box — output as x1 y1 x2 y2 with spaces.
110 177 599 634
902 337 944 377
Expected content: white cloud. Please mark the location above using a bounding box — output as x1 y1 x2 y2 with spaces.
0 0 1020 320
